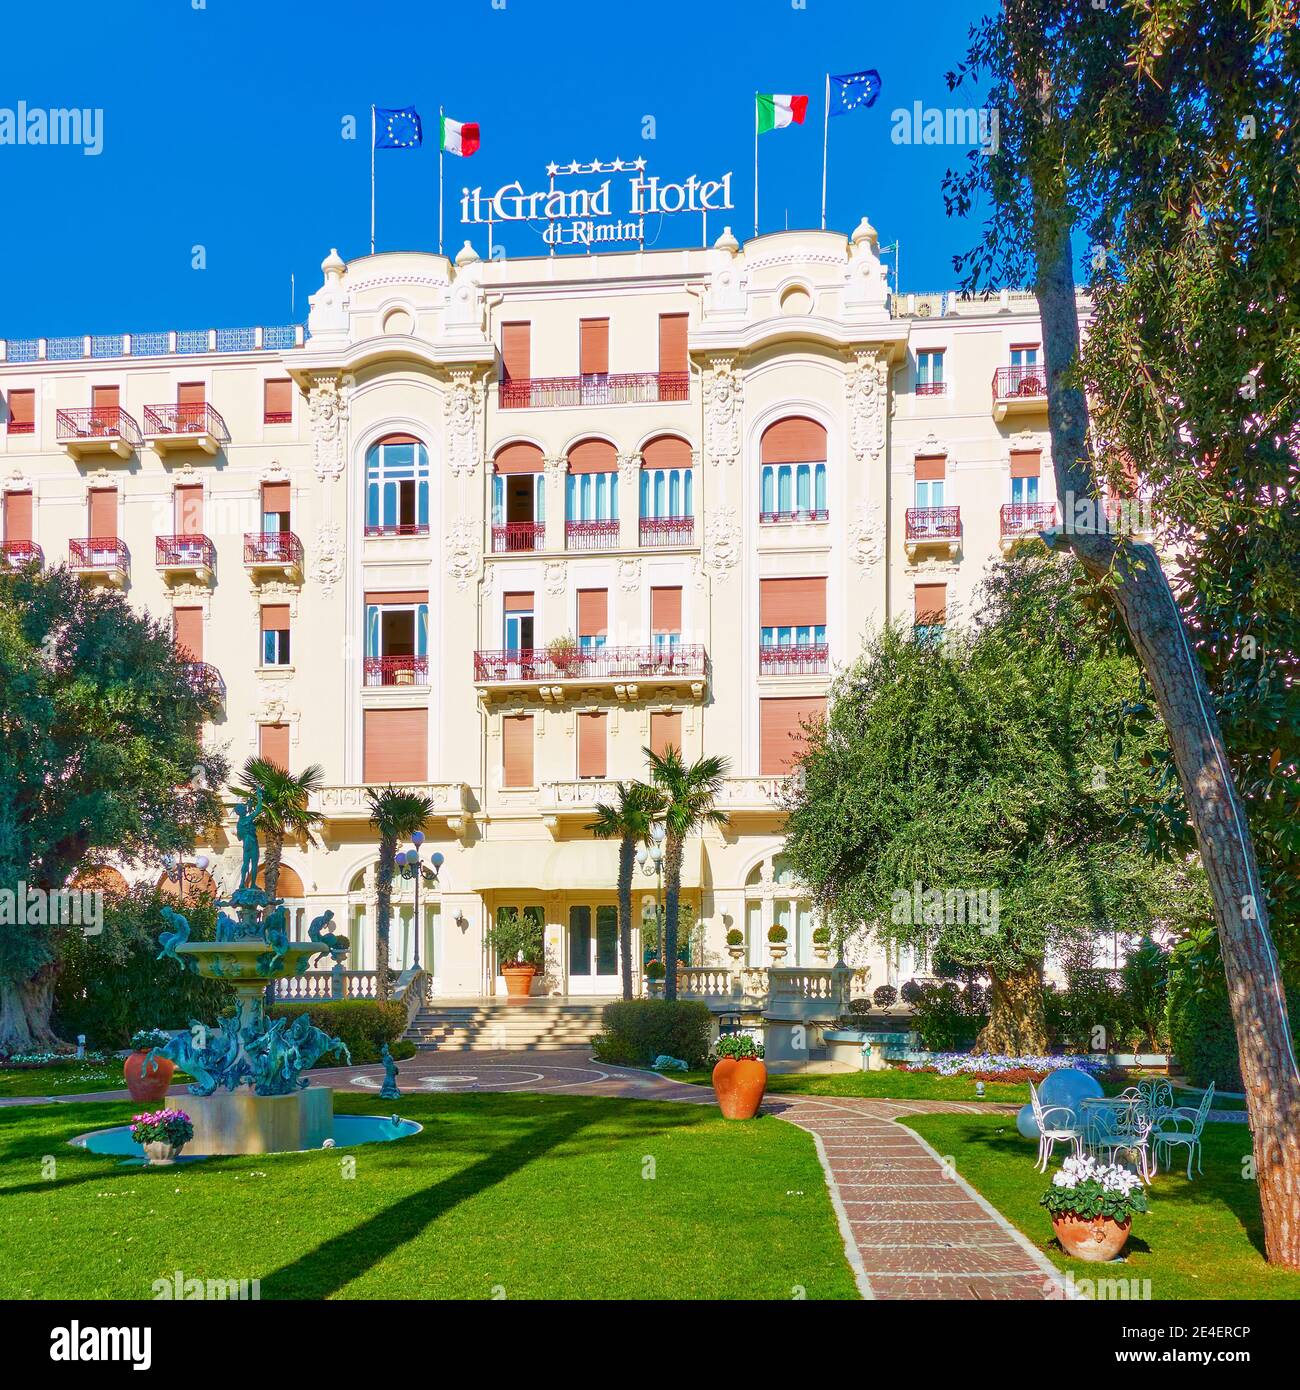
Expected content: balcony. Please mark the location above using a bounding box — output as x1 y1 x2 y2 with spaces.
915 381 947 397
474 644 709 700
56 407 142 460
243 530 303 579
539 773 786 835
905 506 962 559
142 402 230 456
69 536 129 585
992 365 1047 421
639 517 695 548
491 522 544 554
759 643 829 677
182 661 226 704
999 502 1056 553
310 782 475 840
364 522 430 538
364 655 429 688
6 418 33 436
2 540 43 568
500 372 689 410
760 508 829 526
565 519 620 552
156 534 216 581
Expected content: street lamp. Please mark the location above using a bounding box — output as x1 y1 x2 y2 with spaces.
394 831 444 971
162 851 209 901
636 823 666 967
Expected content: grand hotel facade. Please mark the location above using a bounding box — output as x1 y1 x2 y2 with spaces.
0 220 1077 1000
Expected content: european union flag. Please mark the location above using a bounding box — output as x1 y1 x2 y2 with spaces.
829 70 882 117
374 106 422 149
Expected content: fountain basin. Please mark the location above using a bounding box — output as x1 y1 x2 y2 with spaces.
70 1111 421 1161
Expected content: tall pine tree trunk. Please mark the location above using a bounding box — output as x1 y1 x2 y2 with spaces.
662 834 684 1002
1028 161 1300 1267
975 963 1048 1055
618 834 635 1001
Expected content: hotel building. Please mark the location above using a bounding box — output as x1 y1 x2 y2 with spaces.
0 219 1079 1005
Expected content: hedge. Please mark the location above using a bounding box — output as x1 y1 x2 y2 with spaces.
267 1000 415 1065
592 1000 713 1069
1166 974 1299 1091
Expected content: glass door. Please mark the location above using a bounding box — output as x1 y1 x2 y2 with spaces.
568 905 620 995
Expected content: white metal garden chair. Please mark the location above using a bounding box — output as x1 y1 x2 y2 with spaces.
1151 1083 1215 1179
1029 1080 1085 1173
1084 1096 1158 1182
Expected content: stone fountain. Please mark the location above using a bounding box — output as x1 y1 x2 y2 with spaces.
147 788 353 1155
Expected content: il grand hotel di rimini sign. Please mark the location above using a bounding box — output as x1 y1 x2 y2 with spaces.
458 158 735 248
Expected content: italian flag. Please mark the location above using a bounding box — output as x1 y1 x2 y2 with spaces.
756 93 809 133
440 115 480 156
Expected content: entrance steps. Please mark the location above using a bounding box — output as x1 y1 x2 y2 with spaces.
407 998 614 1051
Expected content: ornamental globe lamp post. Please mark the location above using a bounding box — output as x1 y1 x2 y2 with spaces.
162 851 210 902
394 832 443 972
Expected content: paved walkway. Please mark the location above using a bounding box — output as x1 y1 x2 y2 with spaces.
7 1050 1068 1300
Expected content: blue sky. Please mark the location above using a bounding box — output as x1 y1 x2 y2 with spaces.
0 0 994 337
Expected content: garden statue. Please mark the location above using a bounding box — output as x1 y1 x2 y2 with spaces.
157 906 192 966
215 908 241 943
233 786 265 891
308 908 351 965
258 902 290 975
379 1042 401 1099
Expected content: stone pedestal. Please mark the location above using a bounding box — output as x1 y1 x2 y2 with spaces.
186 1086 332 1156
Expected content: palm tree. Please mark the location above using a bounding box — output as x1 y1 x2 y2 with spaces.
645 745 730 1001
366 785 437 1000
233 757 324 900
587 781 664 1000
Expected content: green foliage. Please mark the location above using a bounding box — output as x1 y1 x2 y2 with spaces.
128 1028 172 1053
596 999 713 1069
0 564 226 1008
52 887 234 1049
487 907 545 970
711 1034 764 1062
1039 1161 1149 1225
266 999 411 1065
726 928 744 948
365 785 437 999
909 981 989 1051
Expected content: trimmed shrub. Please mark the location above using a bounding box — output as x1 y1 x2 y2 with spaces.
596 1000 713 1068
725 928 744 947
847 997 872 1018
267 1000 412 1065
872 985 898 1008
910 981 988 1051
899 978 924 1005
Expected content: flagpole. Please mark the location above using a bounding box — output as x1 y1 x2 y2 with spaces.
753 93 759 239
370 105 376 255
820 74 830 231
438 105 445 257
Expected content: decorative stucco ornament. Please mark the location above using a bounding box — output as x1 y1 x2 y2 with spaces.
703 505 741 578
847 501 885 569
617 558 642 592
444 371 485 476
847 349 888 465
310 522 344 597
308 375 346 481
445 517 482 591
544 560 568 595
703 356 742 467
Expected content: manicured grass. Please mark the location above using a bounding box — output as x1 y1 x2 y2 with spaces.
0 1062 124 1098
900 1112 1299 1301
671 1068 1132 1105
0 1090 858 1300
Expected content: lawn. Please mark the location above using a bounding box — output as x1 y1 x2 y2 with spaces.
0 1061 124 1098
900 1112 1300 1301
0 1090 859 1300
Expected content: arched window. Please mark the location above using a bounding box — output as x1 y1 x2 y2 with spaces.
639 436 693 520
566 440 619 540
760 417 827 524
366 435 430 536
492 443 545 550
743 853 819 967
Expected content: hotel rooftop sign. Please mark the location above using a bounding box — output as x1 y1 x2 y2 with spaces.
458 158 734 249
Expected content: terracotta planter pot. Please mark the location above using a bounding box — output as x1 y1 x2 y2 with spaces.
1051 1213 1133 1262
712 1056 768 1120
124 1051 175 1102
501 964 536 999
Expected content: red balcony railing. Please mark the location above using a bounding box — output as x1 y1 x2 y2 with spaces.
263 410 292 424
364 655 430 687
1000 503 1056 538
142 402 231 443
565 519 620 551
639 516 695 548
474 644 708 684
759 643 829 676
182 661 225 701
69 537 130 572
56 407 143 447
364 522 430 538
156 534 216 569
6 418 34 435
244 531 303 566
992 365 1046 402
491 522 544 553
905 506 962 542
760 508 829 526
915 381 947 396
500 372 689 409
2 540 43 567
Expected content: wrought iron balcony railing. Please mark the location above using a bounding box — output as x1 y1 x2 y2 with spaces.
491 522 544 553
474 644 708 684
1 540 42 567
364 522 430 538
1000 502 1056 538
243 531 303 566
759 643 829 676
142 402 231 443
500 372 689 409
565 519 619 551
759 508 829 526
364 655 430 687
915 381 947 396
69 536 130 572
905 506 962 541
157 534 216 569
992 365 1047 401
639 517 695 548
56 407 143 447
182 661 226 701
